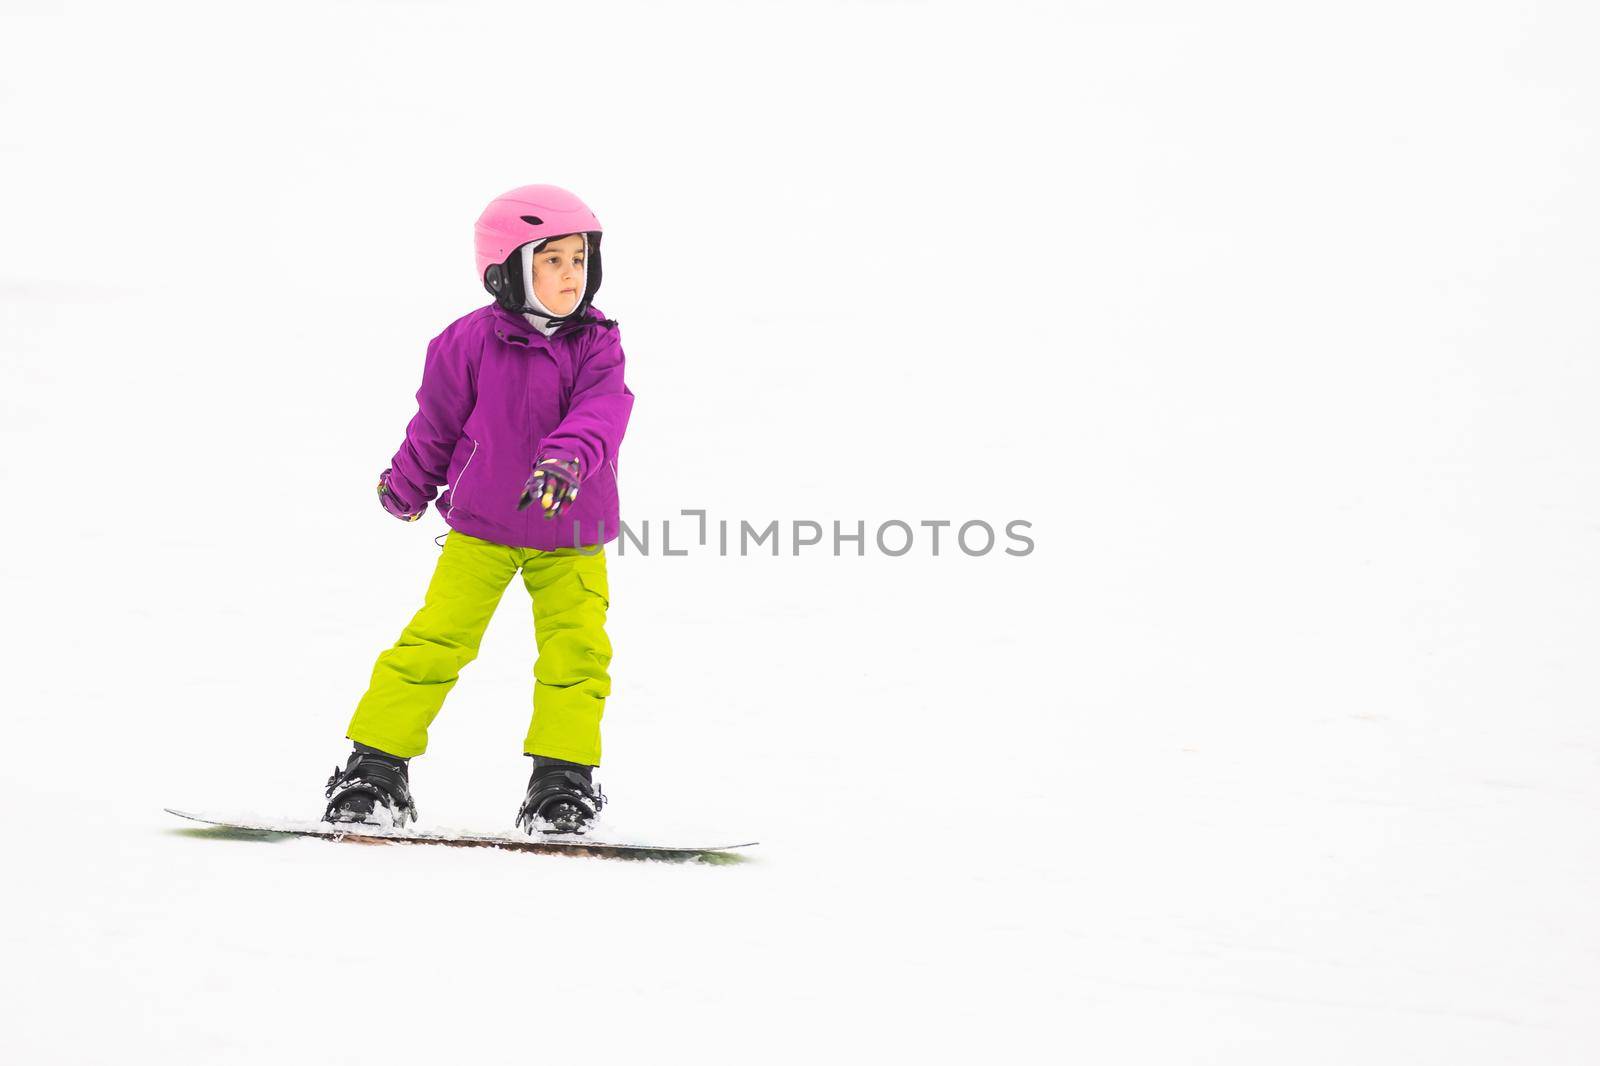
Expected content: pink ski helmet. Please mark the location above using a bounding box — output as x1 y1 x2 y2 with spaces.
475 185 605 319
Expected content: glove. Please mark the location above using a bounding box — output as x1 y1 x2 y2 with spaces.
377 468 425 522
518 456 581 519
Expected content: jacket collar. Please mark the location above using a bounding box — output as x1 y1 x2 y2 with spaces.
487 303 604 348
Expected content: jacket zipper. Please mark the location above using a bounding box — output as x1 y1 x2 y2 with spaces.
447 439 480 520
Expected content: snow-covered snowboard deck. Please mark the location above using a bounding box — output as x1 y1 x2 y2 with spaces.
165 808 757 861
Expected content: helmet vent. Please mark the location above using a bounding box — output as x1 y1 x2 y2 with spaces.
520 215 544 225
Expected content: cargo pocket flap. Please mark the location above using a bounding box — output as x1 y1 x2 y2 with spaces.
576 567 610 608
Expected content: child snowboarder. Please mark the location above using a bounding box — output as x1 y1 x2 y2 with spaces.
322 184 633 835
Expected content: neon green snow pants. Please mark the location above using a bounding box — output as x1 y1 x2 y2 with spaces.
346 531 612 765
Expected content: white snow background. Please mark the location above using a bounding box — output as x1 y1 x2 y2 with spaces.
2 1 1597 1062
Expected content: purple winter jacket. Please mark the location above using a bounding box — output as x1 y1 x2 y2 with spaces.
385 303 633 550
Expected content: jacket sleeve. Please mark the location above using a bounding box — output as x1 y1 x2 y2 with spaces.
537 327 634 481
387 325 477 507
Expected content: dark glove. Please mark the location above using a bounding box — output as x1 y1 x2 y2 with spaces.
518 457 581 519
377 468 425 522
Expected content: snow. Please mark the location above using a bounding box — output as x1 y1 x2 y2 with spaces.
2 1 1599 1063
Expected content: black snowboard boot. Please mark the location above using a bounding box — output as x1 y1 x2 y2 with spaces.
515 755 605 835
323 743 418 827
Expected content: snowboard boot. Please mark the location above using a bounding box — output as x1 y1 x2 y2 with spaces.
323 743 418 827
515 755 605 835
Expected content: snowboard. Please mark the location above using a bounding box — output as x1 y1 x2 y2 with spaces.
165 808 757 862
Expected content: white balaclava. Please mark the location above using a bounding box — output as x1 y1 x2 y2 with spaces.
520 233 589 337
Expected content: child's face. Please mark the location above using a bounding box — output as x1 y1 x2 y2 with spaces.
531 234 586 315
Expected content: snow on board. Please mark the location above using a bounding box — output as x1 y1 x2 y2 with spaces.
165 808 757 860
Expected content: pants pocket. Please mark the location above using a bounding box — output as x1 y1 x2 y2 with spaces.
575 565 610 609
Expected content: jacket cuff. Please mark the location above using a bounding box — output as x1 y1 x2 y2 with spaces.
386 451 434 506
535 437 595 481
379 468 425 518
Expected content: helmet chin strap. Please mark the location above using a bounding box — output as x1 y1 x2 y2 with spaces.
520 234 589 337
